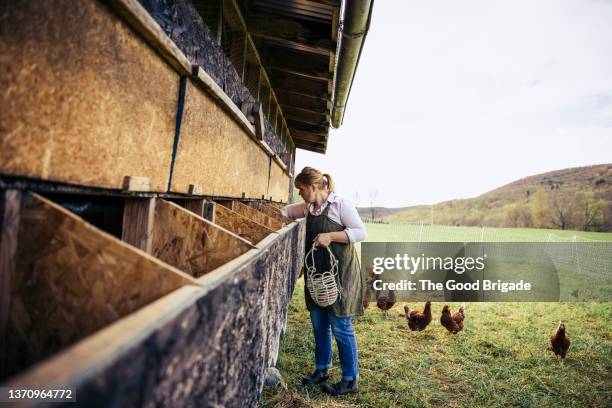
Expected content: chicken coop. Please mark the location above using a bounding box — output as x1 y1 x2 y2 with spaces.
0 0 372 406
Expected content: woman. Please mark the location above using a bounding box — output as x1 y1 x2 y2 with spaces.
282 167 366 396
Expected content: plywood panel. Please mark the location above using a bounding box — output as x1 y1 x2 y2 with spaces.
268 161 291 202
122 198 156 252
151 200 253 278
0 0 179 191
170 79 270 197
8 221 306 406
223 201 282 230
6 193 196 379
214 203 275 244
254 202 292 226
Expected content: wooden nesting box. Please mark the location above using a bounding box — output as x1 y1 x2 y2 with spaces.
212 202 276 245
150 199 254 278
218 200 282 231
2 193 199 380
4 212 305 407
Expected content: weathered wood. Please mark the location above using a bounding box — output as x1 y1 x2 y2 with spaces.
247 14 335 51
0 0 179 191
254 103 265 141
221 201 282 230
269 70 328 97
262 47 330 78
184 199 206 218
268 162 292 204
151 200 254 278
191 65 256 137
275 89 327 111
106 0 192 75
7 221 306 407
122 176 151 192
214 203 275 244
251 201 292 225
170 78 271 197
281 105 328 126
187 184 202 195
0 190 21 377
204 201 216 223
122 198 156 252
4 193 198 380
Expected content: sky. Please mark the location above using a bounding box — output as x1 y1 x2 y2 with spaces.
295 0 612 208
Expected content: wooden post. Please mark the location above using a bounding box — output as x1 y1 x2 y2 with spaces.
0 189 21 376
254 103 265 141
184 199 206 218
203 201 216 223
122 198 156 253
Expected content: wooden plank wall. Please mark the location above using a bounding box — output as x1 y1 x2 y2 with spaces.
0 0 179 191
268 160 291 202
0 0 295 200
151 200 254 278
5 193 198 380
170 80 271 197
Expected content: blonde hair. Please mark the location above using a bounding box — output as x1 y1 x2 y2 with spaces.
294 167 335 192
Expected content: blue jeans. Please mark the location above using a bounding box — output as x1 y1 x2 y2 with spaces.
310 307 359 381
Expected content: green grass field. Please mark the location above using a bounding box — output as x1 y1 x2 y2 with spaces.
261 225 612 408
362 223 612 243
262 281 611 408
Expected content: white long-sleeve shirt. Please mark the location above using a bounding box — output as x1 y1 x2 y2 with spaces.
281 192 367 243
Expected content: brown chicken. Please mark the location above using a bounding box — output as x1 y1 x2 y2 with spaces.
440 304 465 334
550 322 570 359
363 267 376 309
375 289 396 312
404 301 432 331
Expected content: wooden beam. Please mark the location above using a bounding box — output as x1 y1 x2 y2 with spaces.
292 138 326 150
261 46 329 78
281 105 328 125
252 2 334 23
291 131 326 144
276 90 327 110
254 103 265 141
269 71 328 96
270 66 329 82
0 189 21 377
291 128 327 138
122 198 156 253
250 31 332 56
122 176 151 192
287 119 328 134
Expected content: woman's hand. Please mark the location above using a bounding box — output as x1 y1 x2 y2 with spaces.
313 233 332 248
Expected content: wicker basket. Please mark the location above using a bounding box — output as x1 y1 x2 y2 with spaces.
305 246 339 307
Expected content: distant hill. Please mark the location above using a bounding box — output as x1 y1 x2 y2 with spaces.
356 206 416 220
361 164 612 231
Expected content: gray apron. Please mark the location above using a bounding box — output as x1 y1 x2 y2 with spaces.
305 204 363 317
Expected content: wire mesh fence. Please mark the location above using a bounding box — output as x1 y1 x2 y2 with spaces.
363 222 612 278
